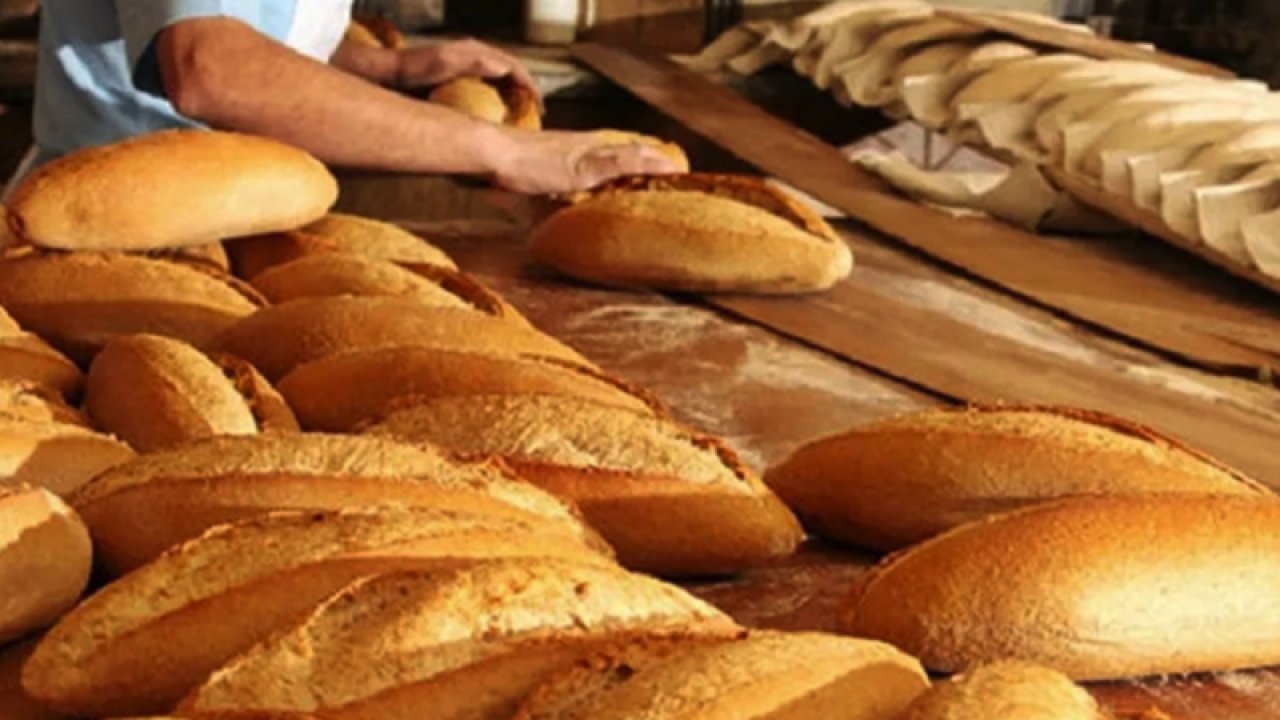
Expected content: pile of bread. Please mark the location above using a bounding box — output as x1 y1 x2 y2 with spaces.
699 0 1280 283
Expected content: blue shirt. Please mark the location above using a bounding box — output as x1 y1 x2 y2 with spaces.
28 1 348 173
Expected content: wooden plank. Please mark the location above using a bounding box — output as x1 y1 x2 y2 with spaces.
570 42 1280 375
935 6 1235 79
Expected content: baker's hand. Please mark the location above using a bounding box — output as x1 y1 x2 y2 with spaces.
397 38 539 100
491 131 683 195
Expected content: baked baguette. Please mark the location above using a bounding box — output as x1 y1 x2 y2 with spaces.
227 213 456 280
841 494 1280 680
513 630 930 720
0 252 264 364
279 348 657 432
901 661 1103 720
765 405 1269 551
529 173 852 294
85 334 299 453
366 393 803 576
0 306 82 401
181 559 736 715
0 381 88 428
6 130 337 251
0 417 134 496
216 297 588 381
0 485 92 645
69 432 592 575
22 506 611 718
428 77 542 130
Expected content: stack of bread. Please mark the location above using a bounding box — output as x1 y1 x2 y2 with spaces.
699 1 1280 285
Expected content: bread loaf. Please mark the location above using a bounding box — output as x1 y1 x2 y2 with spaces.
22 507 612 718
514 631 930 720
901 661 1103 720
69 432 592 575
6 130 337 251
227 213 456 280
766 405 1269 551
366 393 803 576
280 348 657 432
0 382 88 427
0 638 71 720
86 335 299 453
428 77 541 130
0 417 134 496
181 559 736 714
0 252 264 363
145 242 232 272
0 306 82 401
530 173 852 294
216 297 589 381
591 131 690 173
0 485 91 645
842 495 1280 680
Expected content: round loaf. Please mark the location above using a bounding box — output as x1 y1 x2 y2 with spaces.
69 432 592 575
0 306 84 400
6 130 337 251
226 213 456 280
0 485 92 645
279 347 657 432
0 252 264 364
765 405 1269 551
0 417 135 496
841 495 1280 680
181 559 734 714
902 661 1102 720
366 393 804 576
216 297 588 381
86 335 298 453
23 507 611 718
428 77 541 130
531 173 852 294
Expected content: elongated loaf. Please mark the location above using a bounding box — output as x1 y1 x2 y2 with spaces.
428 77 542 130
227 213 456 280
182 559 736 714
69 432 591 575
0 417 134 496
367 393 803 576
280 348 657 432
766 405 1269 551
514 630 930 720
6 130 337 251
0 252 264 363
22 506 611 718
0 306 82 400
0 382 88 427
0 485 91 645
901 661 1103 720
216 297 588 381
530 173 852 294
143 242 233 272
86 334 298 452
842 495 1280 680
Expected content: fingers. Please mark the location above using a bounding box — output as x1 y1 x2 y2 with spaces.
575 144 681 188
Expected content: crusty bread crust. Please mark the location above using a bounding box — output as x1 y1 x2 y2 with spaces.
0 485 91 645
901 660 1102 720
7 130 337 251
0 417 135 496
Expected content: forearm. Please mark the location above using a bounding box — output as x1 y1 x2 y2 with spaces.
157 18 512 174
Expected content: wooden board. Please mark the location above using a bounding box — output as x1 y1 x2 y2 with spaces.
570 42 1280 376
936 6 1235 79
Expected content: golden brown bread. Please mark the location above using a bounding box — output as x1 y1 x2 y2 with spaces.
85 334 299 453
591 131 691 174
901 661 1103 720
6 130 337 251
0 485 92 645
343 20 383 48
530 173 852 294
765 405 1269 551
280 347 658 432
0 638 71 720
0 382 88 427
69 432 593 576
0 417 135 496
22 507 612 718
841 495 1280 680
216 297 589 381
0 306 82 401
354 15 406 49
513 630 930 720
0 252 264 364
227 213 456 281
144 242 232 272
366 393 803 576
428 77 542 130
181 559 735 714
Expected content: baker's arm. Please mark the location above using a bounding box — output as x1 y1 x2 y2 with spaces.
155 17 672 193
331 35 539 100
